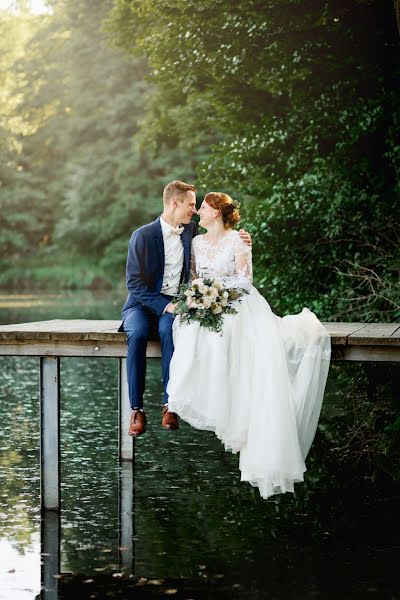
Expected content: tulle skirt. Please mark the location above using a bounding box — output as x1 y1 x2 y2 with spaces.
167 287 331 500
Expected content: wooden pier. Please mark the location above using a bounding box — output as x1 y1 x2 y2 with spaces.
0 319 399 511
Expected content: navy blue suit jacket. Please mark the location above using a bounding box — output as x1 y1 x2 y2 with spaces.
119 216 197 328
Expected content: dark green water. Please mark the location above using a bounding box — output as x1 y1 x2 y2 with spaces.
0 292 399 599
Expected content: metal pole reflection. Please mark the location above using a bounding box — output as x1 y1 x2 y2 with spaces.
40 510 60 600
118 453 135 575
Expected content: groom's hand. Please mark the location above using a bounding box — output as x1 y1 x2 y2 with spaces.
239 228 252 247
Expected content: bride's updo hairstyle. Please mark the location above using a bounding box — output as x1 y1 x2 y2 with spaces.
204 192 240 229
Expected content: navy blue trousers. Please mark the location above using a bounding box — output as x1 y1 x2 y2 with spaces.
122 305 175 409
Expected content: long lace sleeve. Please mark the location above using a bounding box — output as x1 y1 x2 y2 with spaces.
192 231 253 292
234 234 253 289
219 234 253 292
189 243 198 281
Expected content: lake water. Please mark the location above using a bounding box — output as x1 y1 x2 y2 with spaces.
0 292 399 599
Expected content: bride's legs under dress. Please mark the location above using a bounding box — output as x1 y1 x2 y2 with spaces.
167 288 331 500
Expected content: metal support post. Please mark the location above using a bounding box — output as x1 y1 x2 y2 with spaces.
119 357 133 461
40 357 61 510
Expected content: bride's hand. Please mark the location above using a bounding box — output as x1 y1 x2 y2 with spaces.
166 303 177 314
239 229 252 247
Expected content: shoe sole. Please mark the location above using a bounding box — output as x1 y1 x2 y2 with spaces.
128 430 146 437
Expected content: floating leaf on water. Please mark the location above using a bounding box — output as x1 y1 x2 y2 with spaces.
148 579 163 585
164 589 178 595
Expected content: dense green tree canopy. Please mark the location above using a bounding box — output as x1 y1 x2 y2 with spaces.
0 10 43 259
107 0 400 320
0 0 398 321
0 0 202 287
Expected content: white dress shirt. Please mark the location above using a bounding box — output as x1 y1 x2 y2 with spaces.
159 216 184 299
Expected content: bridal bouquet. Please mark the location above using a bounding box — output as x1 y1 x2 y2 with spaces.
173 278 247 334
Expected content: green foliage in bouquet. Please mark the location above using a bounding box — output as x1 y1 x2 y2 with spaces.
173 278 248 334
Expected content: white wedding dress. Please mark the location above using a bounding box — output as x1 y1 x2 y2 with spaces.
167 230 331 500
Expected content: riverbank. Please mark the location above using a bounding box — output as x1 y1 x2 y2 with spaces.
0 257 122 291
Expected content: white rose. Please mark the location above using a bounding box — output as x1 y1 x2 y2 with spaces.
204 287 218 301
196 297 205 308
184 289 195 297
221 298 228 307
203 298 211 309
209 287 219 299
223 291 229 298
192 278 203 287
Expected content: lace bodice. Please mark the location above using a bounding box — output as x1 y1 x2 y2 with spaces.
190 230 253 292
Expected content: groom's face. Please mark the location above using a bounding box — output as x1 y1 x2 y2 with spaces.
175 191 197 224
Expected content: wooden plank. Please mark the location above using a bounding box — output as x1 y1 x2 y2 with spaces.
3 339 399 361
332 345 400 362
0 340 161 358
348 323 400 346
0 319 370 345
0 319 123 341
0 330 52 341
392 325 400 341
320 322 370 345
1 320 400 360
0 341 125 357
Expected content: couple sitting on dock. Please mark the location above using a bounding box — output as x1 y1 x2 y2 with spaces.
118 180 331 500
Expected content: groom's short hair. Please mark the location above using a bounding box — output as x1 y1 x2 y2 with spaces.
163 180 196 204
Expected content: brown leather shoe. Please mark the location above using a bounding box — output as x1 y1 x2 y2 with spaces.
162 405 179 430
128 409 147 437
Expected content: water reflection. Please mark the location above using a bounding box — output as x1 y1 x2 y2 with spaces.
0 294 399 599
41 512 60 600
0 290 125 324
40 461 134 599
118 462 134 576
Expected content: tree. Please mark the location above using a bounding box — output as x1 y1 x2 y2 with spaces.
107 0 400 320
0 0 206 287
0 9 44 266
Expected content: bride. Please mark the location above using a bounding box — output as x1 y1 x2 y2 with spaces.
167 192 331 500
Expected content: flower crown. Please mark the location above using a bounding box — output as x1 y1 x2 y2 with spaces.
230 198 240 210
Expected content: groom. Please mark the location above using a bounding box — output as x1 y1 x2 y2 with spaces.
119 180 251 437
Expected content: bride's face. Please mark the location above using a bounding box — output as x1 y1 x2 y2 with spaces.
198 200 219 228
